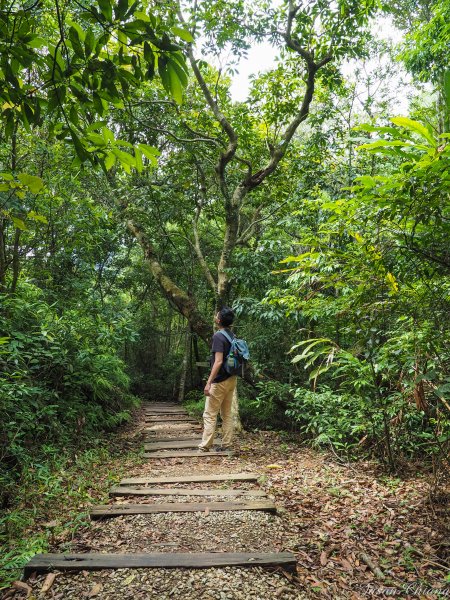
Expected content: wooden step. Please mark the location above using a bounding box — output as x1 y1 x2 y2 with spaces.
120 473 260 485
144 440 221 450
90 500 276 518
110 487 267 497
144 436 204 443
144 450 232 458
145 407 188 415
24 551 296 576
144 426 202 433
145 417 198 422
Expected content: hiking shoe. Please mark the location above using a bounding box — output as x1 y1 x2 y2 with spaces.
213 445 233 452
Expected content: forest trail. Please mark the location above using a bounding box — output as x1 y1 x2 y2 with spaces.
18 403 304 599
9 402 448 599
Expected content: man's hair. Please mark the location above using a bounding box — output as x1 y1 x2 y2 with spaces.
218 307 235 327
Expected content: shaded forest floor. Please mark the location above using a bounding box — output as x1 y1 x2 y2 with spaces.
3 404 449 599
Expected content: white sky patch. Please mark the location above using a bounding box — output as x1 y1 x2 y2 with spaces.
225 15 411 113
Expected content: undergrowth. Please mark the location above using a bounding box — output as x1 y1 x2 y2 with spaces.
0 427 144 589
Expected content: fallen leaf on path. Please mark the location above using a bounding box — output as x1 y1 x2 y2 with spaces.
123 574 136 585
88 582 103 597
41 573 57 593
12 581 32 597
266 464 283 469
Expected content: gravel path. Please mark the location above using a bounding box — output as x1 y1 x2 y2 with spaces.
12 406 308 599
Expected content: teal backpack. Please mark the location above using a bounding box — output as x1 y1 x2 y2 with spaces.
219 330 250 377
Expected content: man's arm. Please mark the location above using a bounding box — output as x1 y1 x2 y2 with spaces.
204 352 223 396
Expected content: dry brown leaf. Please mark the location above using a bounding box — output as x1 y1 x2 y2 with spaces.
12 581 32 597
41 573 57 593
204 507 210 516
340 558 353 572
88 582 103 597
320 551 328 566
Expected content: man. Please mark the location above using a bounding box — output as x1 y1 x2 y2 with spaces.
198 307 237 452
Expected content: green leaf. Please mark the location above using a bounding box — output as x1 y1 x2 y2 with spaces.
17 173 44 193
167 61 183 104
138 143 159 166
391 117 436 146
356 140 429 152
135 147 143 173
104 152 116 171
27 210 48 223
66 20 86 42
112 147 136 167
85 29 96 58
12 216 27 230
98 0 112 21
168 56 188 88
71 131 89 162
26 36 46 48
114 0 129 20
134 11 150 22
171 26 194 43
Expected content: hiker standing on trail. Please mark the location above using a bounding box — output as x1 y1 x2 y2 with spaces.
198 307 237 452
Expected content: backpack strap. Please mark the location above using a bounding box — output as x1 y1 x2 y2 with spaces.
218 329 234 345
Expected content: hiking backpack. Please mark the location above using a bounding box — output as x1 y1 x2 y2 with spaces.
219 329 250 377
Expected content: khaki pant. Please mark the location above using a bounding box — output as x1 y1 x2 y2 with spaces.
199 376 237 449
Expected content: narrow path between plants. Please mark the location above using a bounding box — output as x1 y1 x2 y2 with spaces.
5 401 449 600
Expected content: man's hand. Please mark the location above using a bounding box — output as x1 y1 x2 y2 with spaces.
204 383 211 396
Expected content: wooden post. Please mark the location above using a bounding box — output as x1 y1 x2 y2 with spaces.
178 327 190 403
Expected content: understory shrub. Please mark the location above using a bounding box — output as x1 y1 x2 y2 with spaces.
0 282 139 508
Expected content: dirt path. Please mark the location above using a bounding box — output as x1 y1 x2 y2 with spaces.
5 402 449 600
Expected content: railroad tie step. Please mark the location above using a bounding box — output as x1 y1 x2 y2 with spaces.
119 473 260 485
144 439 221 450
143 450 233 458
90 500 277 518
109 486 268 497
24 551 296 577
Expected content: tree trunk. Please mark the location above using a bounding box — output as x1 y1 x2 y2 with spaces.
10 227 20 293
126 218 212 343
178 328 190 403
231 385 243 433
0 220 7 292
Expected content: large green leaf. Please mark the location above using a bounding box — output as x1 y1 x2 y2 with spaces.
391 117 436 146
98 0 112 21
17 173 44 194
171 26 194 43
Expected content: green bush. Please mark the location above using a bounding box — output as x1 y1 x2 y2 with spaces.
0 282 138 508
286 387 368 454
183 389 204 419
240 380 293 430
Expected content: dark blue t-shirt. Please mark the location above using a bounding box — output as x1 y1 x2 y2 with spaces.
211 328 234 383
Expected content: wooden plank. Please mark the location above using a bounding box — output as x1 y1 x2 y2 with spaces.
145 409 188 414
144 427 202 433
110 487 267 497
144 450 232 458
144 436 204 443
144 440 220 450
24 552 296 576
120 473 260 485
145 417 197 422
144 404 180 407
90 500 276 518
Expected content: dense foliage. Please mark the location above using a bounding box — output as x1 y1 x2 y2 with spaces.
1 0 449 584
